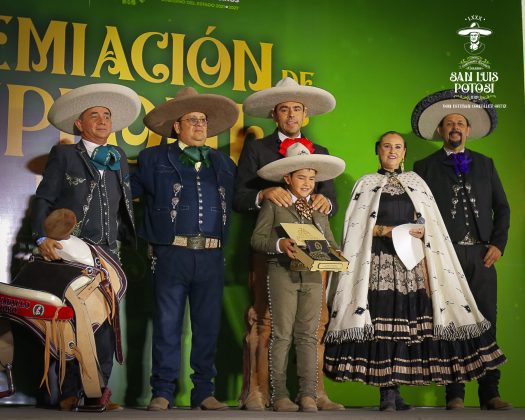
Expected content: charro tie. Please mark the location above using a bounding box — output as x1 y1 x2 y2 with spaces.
295 198 313 220
179 145 211 168
90 145 121 171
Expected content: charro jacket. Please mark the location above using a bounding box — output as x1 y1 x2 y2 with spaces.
31 141 135 244
131 142 236 245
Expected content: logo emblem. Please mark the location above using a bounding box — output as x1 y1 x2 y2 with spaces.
457 20 492 56
32 304 44 316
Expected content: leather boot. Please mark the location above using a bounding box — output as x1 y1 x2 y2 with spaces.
481 396 512 410
241 389 265 411
299 396 318 412
273 397 299 412
192 396 228 410
379 387 396 412
148 396 169 411
446 397 464 410
317 393 345 410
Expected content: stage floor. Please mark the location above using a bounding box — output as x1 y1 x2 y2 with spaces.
0 406 524 419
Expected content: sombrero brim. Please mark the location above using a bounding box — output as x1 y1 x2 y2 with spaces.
457 28 492 36
411 90 497 140
144 94 239 138
257 154 345 183
243 85 336 118
48 83 141 134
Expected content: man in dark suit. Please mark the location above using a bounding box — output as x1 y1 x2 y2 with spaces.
235 77 343 411
412 90 511 411
32 83 141 410
131 87 239 412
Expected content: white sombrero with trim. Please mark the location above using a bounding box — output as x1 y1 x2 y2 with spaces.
457 22 492 36
411 89 497 140
257 141 345 182
144 87 239 138
243 77 336 118
48 83 142 135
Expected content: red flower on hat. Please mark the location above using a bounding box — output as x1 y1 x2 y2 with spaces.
278 137 315 157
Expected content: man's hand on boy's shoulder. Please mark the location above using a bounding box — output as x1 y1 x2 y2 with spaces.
311 194 331 214
259 187 293 207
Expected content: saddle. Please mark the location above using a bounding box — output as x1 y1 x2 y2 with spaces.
0 244 126 402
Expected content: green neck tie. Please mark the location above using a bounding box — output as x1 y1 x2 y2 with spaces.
179 145 211 168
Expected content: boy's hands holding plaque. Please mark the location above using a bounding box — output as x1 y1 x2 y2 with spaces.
278 238 297 259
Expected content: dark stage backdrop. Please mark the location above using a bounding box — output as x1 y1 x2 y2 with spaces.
0 0 524 408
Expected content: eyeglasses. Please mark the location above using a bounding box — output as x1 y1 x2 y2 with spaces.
179 117 208 126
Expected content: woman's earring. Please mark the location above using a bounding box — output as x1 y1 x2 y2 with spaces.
400 159 405 172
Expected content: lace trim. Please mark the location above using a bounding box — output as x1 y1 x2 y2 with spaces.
369 252 426 294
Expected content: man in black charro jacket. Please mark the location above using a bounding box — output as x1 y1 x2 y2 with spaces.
412 90 511 411
31 83 141 411
235 77 342 411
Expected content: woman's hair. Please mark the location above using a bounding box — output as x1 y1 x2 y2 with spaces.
374 131 407 155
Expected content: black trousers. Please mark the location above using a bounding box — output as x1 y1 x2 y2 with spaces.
446 244 500 404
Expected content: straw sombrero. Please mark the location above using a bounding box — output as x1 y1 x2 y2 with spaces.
143 87 239 138
243 77 336 118
411 89 497 140
257 139 345 182
48 83 141 135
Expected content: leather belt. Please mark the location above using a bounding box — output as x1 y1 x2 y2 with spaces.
172 235 221 249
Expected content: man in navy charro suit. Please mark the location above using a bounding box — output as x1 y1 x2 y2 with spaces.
131 87 239 411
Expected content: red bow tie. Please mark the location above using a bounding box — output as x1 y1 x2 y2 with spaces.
279 137 315 157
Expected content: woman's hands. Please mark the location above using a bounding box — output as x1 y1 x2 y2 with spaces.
409 226 425 239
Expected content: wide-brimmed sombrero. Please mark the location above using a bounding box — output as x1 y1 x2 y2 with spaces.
257 138 345 182
457 22 492 36
243 77 336 118
48 83 141 135
143 87 239 138
43 209 77 240
411 89 497 140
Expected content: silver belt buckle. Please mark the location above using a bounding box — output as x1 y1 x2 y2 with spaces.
187 235 206 249
457 231 479 246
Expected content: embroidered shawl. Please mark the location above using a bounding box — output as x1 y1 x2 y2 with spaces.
325 171 490 343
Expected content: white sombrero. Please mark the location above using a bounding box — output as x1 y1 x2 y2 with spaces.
144 87 239 138
243 77 336 118
411 89 497 140
48 83 142 134
457 22 492 36
257 140 345 182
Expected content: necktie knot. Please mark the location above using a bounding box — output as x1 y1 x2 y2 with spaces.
91 145 121 171
295 197 313 220
179 145 211 167
449 152 471 175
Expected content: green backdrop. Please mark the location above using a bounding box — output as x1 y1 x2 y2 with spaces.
0 0 523 408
